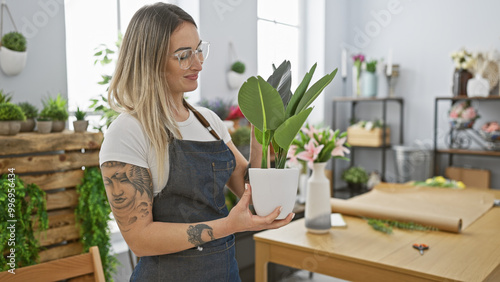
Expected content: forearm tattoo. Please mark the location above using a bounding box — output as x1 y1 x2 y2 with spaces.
187 224 216 247
102 161 154 232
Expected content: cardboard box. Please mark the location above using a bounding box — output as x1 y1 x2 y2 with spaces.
347 126 390 147
445 167 490 189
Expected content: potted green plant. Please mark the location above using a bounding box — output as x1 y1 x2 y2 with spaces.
0 89 13 103
341 166 369 193
73 107 89 133
362 59 378 97
0 31 28 76
18 102 38 132
36 115 52 134
238 60 337 218
0 103 26 135
227 60 247 89
40 94 69 132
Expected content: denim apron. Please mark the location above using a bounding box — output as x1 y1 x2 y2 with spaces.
130 104 240 282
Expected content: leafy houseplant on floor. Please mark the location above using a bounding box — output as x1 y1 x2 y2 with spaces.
0 31 28 76
341 166 369 194
18 102 38 132
73 107 89 133
0 103 26 135
238 60 338 219
40 94 69 132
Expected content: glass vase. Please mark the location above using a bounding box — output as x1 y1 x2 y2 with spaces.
305 162 332 234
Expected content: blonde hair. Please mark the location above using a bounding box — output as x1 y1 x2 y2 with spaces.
108 3 196 184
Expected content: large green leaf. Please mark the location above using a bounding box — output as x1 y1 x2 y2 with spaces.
285 63 317 118
238 76 285 132
267 60 292 108
295 68 338 114
274 107 313 150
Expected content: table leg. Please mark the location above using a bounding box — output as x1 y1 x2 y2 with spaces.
255 241 270 282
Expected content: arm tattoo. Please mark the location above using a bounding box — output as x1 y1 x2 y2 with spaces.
187 224 216 247
102 161 154 232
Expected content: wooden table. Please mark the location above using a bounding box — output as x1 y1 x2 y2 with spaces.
254 189 500 282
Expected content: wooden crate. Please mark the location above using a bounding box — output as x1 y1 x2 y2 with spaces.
347 126 390 147
0 130 103 263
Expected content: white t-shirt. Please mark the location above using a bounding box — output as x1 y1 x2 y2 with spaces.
99 107 231 195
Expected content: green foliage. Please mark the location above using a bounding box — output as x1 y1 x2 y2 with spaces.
238 60 338 168
198 97 234 120
17 102 38 119
0 103 26 121
75 167 117 281
75 107 87 121
231 61 246 74
0 89 13 104
41 94 69 121
225 188 238 211
89 94 119 131
366 218 439 234
365 60 377 73
36 116 52 121
1 32 27 52
0 173 48 271
341 166 369 184
231 126 251 147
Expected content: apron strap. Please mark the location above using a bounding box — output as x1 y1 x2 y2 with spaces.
183 100 221 141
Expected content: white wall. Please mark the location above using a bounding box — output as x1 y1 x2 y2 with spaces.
0 0 67 110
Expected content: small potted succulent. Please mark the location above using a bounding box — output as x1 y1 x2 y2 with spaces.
18 102 38 132
40 94 69 132
0 31 28 76
341 166 369 193
0 103 26 135
227 60 247 89
73 107 89 133
36 115 52 134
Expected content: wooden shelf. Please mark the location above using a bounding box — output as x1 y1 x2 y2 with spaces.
435 95 500 101
436 148 500 157
332 97 403 102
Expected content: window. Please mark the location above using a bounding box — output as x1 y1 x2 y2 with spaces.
257 0 300 89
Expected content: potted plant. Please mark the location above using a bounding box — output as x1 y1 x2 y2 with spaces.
0 31 28 76
36 116 52 134
0 103 26 135
341 166 369 193
40 94 69 132
362 59 378 97
0 89 13 103
227 60 246 89
18 102 38 132
238 60 337 219
73 107 89 133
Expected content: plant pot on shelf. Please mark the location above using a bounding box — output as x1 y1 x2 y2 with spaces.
248 168 299 220
51 120 65 132
0 46 27 76
362 72 378 97
347 182 364 193
73 120 89 133
37 120 52 133
305 162 332 234
227 71 246 89
20 118 36 132
0 120 21 135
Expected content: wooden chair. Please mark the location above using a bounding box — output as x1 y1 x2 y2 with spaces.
0 246 105 282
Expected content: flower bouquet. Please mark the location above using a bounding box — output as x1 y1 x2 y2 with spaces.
413 176 465 189
288 123 350 168
479 121 500 143
448 100 480 129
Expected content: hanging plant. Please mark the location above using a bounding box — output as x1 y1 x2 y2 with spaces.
75 167 117 281
0 173 48 271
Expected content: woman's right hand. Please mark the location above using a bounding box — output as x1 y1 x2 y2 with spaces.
225 184 294 233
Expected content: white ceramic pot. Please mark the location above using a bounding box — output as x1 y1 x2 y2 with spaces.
305 162 332 234
0 121 21 135
227 71 246 89
37 120 53 134
0 46 27 76
73 120 89 133
249 168 299 219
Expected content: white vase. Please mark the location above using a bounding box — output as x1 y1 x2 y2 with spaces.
467 74 489 97
352 68 360 97
305 162 331 234
249 168 299 220
297 173 308 204
0 46 27 76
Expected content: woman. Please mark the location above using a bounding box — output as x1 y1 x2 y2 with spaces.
99 3 294 281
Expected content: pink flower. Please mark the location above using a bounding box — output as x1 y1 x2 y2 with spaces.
301 124 319 139
287 145 299 164
449 111 459 119
331 137 350 158
461 107 477 120
296 139 324 169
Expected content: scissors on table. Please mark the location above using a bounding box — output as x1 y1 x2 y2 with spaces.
413 243 429 255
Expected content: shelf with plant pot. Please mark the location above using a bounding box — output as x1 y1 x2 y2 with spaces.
433 96 500 175
331 97 405 192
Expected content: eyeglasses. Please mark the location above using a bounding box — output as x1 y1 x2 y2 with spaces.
172 41 210 70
